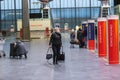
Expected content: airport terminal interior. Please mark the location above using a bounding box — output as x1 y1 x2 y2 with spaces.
0 0 120 80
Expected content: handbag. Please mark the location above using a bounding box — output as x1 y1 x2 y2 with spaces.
46 47 53 60
70 40 76 44
70 40 79 45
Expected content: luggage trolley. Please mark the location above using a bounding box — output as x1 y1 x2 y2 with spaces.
0 38 6 57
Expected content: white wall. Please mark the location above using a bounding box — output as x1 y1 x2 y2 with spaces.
17 19 51 31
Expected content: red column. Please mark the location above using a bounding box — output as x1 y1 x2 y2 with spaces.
98 18 107 57
20 28 23 38
108 15 119 64
45 27 49 36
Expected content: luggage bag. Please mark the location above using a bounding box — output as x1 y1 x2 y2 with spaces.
10 43 16 58
58 46 65 61
70 40 79 45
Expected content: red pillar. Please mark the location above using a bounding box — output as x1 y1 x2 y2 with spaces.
107 15 119 64
45 27 49 36
20 28 23 38
98 18 107 57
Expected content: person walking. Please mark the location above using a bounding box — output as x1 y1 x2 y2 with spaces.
83 26 87 48
77 28 84 48
70 29 75 48
49 27 62 64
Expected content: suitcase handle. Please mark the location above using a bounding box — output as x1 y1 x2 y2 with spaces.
61 46 64 53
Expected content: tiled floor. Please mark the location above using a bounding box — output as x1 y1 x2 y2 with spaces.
0 32 120 80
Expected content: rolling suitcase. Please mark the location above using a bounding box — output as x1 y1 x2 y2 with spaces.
10 43 15 58
58 46 65 61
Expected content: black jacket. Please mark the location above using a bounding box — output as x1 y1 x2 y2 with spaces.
77 29 83 41
49 32 62 46
14 42 27 56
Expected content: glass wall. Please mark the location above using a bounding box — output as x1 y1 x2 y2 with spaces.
0 0 114 31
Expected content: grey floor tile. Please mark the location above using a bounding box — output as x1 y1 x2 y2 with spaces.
0 32 120 80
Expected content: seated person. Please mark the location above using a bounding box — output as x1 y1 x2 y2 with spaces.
14 40 28 59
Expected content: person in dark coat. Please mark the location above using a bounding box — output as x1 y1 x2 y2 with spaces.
14 40 28 59
83 26 87 48
49 27 62 64
95 26 97 40
70 29 75 48
77 28 84 48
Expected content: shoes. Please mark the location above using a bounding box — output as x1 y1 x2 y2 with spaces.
3 53 6 57
70 45 74 48
53 62 58 65
19 56 22 59
24 55 27 59
25 56 27 59
56 62 58 64
0 53 6 58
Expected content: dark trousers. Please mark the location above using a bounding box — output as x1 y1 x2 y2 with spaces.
52 45 61 64
79 39 84 48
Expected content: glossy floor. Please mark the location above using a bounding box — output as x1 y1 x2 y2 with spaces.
0 33 120 80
